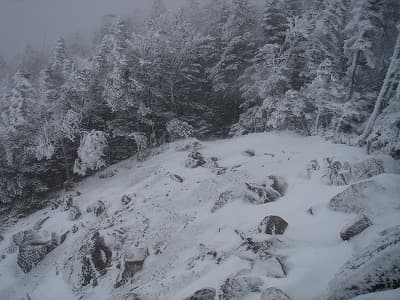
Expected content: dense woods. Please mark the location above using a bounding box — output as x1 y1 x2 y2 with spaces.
0 0 399 214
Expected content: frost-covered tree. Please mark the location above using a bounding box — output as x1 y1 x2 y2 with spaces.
74 130 108 175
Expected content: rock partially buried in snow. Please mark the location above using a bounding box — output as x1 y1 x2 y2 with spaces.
220 275 263 299
122 247 148 279
327 225 400 300
264 256 287 278
186 288 216 300
340 214 372 241
185 151 206 168
258 216 288 235
244 183 280 204
170 174 184 183
261 287 291 300
121 195 132 206
267 175 288 196
211 191 234 213
87 200 106 216
68 205 81 220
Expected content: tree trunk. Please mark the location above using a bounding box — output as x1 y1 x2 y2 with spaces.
61 138 71 183
348 50 361 100
359 30 400 144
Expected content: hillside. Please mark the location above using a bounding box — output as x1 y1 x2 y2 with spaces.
0 132 399 300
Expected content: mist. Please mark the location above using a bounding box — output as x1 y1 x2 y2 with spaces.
0 0 183 62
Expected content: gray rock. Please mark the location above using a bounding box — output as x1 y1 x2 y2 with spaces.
17 232 58 273
0 234 3 242
258 216 288 235
220 275 263 299
7 230 33 254
242 149 255 157
327 225 400 300
185 151 206 168
261 287 291 300
186 288 216 300
244 183 281 204
340 215 372 241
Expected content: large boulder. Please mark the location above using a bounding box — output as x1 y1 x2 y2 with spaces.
328 175 400 215
185 151 206 168
186 288 216 300
220 275 263 299
261 287 291 300
327 225 400 300
17 231 58 273
116 247 148 288
258 216 288 235
340 215 372 241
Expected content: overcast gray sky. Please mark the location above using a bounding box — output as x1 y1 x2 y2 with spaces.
0 0 182 62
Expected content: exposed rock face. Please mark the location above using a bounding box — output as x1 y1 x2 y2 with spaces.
211 191 234 213
220 275 263 299
327 225 400 300
186 288 216 300
258 216 288 235
185 151 206 168
244 183 280 204
17 232 58 273
340 215 372 241
261 287 291 300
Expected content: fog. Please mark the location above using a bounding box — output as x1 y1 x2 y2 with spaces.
0 0 183 62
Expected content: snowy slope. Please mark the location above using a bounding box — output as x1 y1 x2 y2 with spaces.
0 132 399 300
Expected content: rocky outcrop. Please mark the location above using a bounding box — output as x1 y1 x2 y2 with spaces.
186 288 216 300
115 247 148 288
220 275 263 299
258 216 288 235
327 225 400 300
261 287 291 300
185 152 206 168
340 215 372 241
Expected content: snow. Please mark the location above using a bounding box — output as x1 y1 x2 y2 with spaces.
0 132 399 300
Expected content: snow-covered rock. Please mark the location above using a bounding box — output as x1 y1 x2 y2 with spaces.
219 275 263 299
244 183 281 204
185 288 216 300
211 191 234 213
185 151 206 168
327 225 400 300
340 214 372 241
261 287 292 300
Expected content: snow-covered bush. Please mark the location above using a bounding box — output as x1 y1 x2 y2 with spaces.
166 119 194 141
74 130 108 176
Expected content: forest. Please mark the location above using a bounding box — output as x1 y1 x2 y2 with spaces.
0 0 399 215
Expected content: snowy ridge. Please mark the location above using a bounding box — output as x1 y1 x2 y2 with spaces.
0 132 399 300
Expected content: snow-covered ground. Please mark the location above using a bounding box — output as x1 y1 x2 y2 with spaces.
0 132 399 300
